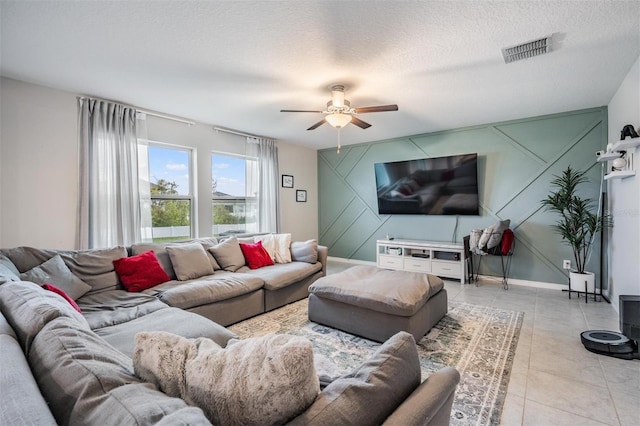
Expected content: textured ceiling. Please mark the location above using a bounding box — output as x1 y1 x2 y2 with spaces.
1 1 639 150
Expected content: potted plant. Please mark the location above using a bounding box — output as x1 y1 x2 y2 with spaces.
541 166 613 294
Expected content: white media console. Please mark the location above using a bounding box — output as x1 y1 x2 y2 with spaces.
376 239 467 284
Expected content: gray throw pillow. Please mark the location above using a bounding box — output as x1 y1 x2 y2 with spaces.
166 243 215 281
0 253 20 275
487 219 511 249
289 331 420 426
290 240 319 264
0 256 20 284
20 255 92 300
208 237 246 272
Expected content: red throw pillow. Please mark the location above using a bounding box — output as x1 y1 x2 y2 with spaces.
41 283 83 313
239 241 275 269
113 251 170 292
501 229 515 255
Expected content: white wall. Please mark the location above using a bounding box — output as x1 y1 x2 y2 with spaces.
607 55 640 311
278 140 318 241
0 77 319 248
0 77 78 248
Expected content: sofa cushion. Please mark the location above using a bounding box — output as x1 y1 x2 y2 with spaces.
208 237 246 272
60 246 129 293
28 316 210 425
239 241 274 269
289 331 420 426
134 332 319 425
309 265 444 316
143 271 265 309
78 290 169 330
94 307 237 358
113 251 171 292
245 261 322 291
41 284 82 313
167 243 214 280
0 246 128 293
20 255 92 300
290 239 319 264
0 281 90 354
0 334 58 426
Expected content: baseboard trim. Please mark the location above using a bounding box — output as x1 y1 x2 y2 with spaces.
327 257 567 291
327 256 376 266
475 274 567 291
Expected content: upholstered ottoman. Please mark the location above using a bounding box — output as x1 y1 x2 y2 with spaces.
308 265 447 343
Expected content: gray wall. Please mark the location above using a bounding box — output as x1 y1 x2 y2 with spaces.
318 107 608 285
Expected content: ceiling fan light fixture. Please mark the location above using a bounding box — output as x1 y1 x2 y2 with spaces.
332 89 345 107
326 113 352 128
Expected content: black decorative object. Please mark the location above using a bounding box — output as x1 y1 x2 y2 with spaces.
620 124 639 140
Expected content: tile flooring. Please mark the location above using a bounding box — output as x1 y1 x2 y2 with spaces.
326 261 640 426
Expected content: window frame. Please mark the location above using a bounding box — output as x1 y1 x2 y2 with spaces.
146 141 197 241
211 150 258 236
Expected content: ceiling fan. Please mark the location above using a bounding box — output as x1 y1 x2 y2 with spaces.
280 84 398 131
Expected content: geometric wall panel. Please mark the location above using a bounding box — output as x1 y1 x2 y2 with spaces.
318 107 608 285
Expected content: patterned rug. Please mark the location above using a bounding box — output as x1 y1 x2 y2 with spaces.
229 299 523 426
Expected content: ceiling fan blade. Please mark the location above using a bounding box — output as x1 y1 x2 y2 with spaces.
354 104 398 114
307 119 326 130
280 109 323 113
350 116 372 129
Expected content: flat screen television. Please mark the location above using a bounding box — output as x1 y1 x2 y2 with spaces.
374 153 479 215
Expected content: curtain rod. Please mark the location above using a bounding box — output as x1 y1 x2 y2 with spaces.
213 126 272 140
138 109 195 126
77 96 195 126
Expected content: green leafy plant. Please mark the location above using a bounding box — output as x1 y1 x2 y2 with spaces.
541 166 613 274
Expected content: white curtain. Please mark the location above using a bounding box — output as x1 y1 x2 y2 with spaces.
77 98 141 249
246 137 280 233
136 114 153 243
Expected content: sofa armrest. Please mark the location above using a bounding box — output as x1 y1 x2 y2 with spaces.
317 245 328 276
382 366 460 426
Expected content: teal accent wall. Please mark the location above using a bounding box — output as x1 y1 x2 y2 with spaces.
318 107 608 285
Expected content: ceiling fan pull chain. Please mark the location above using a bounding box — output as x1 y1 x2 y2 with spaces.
337 128 341 154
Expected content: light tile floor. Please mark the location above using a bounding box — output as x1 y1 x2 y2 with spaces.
326 261 640 426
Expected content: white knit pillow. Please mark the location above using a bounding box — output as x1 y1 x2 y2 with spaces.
254 234 276 260
274 233 292 263
133 332 319 425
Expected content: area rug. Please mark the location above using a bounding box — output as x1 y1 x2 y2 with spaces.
229 299 523 426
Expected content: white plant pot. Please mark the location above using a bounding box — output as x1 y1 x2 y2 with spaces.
570 271 595 293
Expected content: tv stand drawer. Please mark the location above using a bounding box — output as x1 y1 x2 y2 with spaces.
404 259 431 273
378 255 403 269
431 260 461 278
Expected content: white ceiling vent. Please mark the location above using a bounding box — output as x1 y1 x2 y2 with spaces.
502 35 552 63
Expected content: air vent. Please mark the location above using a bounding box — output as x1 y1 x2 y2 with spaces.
502 35 552 63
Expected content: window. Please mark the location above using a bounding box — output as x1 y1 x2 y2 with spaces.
146 144 194 242
212 153 258 236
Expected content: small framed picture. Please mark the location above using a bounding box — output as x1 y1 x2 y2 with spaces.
296 190 307 202
282 174 294 188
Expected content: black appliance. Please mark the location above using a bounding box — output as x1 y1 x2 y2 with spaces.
581 295 640 360
374 153 479 216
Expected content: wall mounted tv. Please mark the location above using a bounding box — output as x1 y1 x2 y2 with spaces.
374 153 479 215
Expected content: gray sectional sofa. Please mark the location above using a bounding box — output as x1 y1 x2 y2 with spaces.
0 236 460 425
